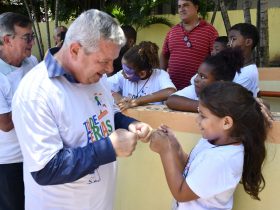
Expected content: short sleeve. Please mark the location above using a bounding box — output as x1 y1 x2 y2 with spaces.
0 74 12 114
186 153 240 198
172 85 198 100
12 96 63 172
233 65 259 97
162 29 171 56
107 71 123 93
158 70 176 90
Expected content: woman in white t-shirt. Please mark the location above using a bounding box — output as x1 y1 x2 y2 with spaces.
108 41 176 111
150 81 270 210
166 48 244 112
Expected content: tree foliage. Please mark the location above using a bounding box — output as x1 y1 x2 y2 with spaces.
104 0 173 31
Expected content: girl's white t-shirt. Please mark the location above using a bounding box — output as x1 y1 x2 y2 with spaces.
108 69 176 104
178 138 244 210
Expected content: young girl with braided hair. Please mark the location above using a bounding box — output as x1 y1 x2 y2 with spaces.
150 81 270 210
108 41 176 111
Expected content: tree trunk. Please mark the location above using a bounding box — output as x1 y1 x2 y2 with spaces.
243 0 252 24
23 0 44 60
219 0 231 35
210 0 219 25
43 0 51 49
227 0 237 10
258 0 269 67
54 0 59 28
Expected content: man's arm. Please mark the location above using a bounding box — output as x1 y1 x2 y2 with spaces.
160 52 169 71
12 96 137 186
31 137 116 185
114 112 152 143
166 95 198 112
0 112 13 132
32 128 138 185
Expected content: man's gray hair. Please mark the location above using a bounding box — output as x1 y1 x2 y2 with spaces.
64 9 126 53
0 12 32 45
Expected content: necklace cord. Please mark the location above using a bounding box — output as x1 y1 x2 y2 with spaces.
136 76 151 98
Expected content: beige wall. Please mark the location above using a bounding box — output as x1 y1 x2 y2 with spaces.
136 8 280 63
31 21 70 60
115 106 280 210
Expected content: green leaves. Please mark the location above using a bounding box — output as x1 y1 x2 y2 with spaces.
104 0 173 31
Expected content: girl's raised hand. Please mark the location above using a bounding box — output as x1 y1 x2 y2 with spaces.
149 125 179 154
158 125 181 151
149 129 170 154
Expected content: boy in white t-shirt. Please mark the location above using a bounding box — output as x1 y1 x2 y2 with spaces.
0 12 37 210
228 23 260 97
108 41 176 112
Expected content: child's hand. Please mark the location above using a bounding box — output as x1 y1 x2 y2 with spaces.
157 125 181 151
149 125 178 154
158 125 177 142
256 98 274 128
149 129 170 154
117 98 138 112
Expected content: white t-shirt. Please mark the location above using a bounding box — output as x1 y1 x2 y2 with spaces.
172 84 198 100
12 62 117 210
190 64 259 97
0 55 38 164
108 69 176 104
190 74 196 85
233 64 259 97
178 138 244 210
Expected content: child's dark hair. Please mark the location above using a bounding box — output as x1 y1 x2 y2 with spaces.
123 41 159 72
215 36 228 48
203 47 244 81
121 25 137 42
230 23 259 49
199 81 269 200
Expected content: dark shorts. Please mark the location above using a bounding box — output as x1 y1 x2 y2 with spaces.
0 162 24 210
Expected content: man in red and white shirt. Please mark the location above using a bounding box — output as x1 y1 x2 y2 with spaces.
160 0 218 90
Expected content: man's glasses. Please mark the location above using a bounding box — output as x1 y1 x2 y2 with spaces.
183 35 192 48
8 32 36 44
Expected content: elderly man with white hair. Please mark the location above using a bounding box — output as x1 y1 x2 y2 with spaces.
12 9 151 210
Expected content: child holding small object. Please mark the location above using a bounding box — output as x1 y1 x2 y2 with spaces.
150 81 271 210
